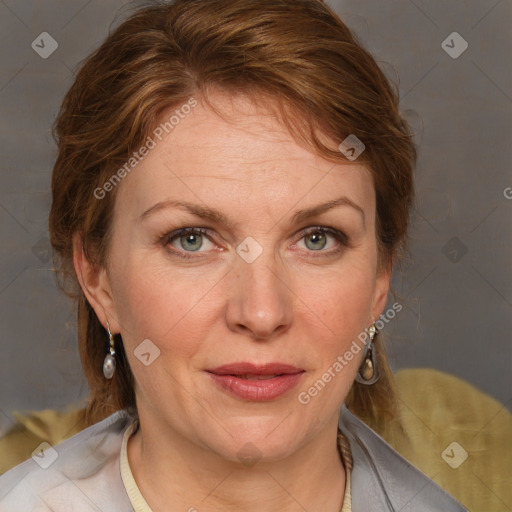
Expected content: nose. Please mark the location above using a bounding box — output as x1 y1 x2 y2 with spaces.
224 248 293 341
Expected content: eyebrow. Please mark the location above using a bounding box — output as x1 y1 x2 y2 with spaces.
291 197 365 227
139 196 365 228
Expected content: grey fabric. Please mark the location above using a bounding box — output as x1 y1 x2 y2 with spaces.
338 405 469 511
0 411 133 511
0 407 468 511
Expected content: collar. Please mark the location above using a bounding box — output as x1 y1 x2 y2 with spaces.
338 404 469 511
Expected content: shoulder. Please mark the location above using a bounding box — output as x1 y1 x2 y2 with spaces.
0 410 135 512
339 404 470 512
391 368 512 511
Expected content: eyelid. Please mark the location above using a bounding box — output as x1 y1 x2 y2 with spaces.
163 227 217 251
297 225 349 244
291 225 349 257
162 225 349 259
166 226 230 261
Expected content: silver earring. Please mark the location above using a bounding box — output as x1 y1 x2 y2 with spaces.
355 324 380 385
103 320 116 379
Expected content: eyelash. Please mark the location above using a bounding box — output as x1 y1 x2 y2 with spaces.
162 226 349 260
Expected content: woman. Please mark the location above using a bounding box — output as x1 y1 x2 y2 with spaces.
0 0 469 510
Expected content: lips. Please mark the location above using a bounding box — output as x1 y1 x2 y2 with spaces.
207 362 304 377
206 362 305 401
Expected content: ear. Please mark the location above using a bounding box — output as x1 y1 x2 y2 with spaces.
72 232 121 334
369 260 392 324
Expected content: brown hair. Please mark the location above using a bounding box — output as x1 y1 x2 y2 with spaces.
49 0 416 428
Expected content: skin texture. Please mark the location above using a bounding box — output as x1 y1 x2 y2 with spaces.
73 90 391 512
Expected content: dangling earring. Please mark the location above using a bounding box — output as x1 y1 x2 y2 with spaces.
355 324 380 385
103 320 116 379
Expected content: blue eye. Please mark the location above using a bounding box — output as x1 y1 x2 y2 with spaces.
163 226 348 260
165 228 214 257
295 226 348 255
303 230 330 250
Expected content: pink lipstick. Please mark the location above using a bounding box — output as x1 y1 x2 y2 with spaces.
206 362 305 401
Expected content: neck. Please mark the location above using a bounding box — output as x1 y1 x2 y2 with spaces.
127 410 346 512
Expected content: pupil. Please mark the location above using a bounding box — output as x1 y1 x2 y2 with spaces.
182 233 202 251
306 232 326 250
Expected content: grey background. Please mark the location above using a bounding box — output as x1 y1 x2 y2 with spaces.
0 0 510 436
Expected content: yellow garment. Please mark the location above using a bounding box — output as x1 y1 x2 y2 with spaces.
0 406 86 475
385 369 512 512
1 369 510 511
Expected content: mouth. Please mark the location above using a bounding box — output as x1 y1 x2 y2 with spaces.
206 362 305 401
228 374 286 380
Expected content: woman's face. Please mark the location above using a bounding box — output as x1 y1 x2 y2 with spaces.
84 91 390 461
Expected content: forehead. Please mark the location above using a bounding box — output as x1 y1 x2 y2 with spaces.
114 91 375 221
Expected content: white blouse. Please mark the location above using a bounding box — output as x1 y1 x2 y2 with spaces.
0 405 468 511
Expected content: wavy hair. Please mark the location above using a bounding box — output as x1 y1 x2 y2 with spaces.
49 0 416 427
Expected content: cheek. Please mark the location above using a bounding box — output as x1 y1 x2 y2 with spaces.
300 257 376 343
108 234 377 364
293 263 376 413
109 255 218 356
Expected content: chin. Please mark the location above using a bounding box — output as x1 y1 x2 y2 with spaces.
198 416 308 464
